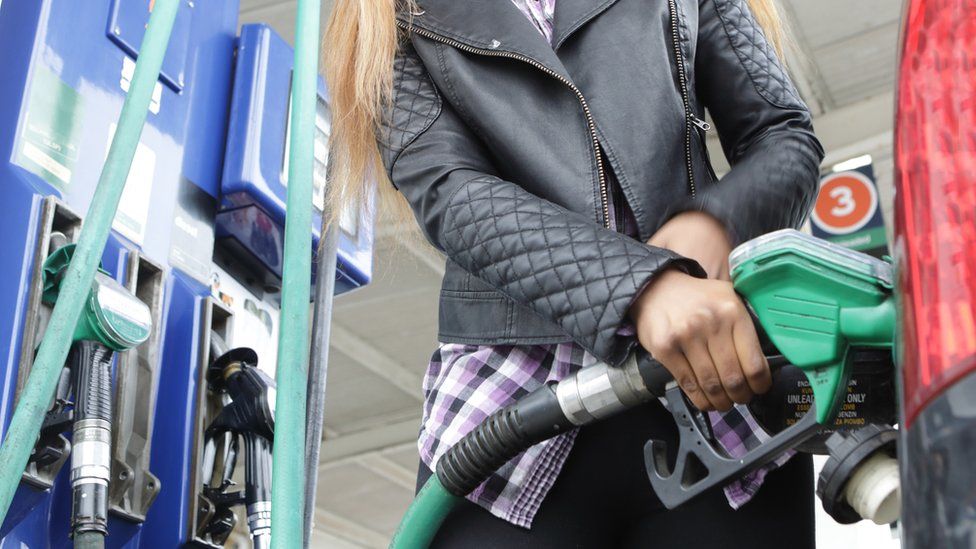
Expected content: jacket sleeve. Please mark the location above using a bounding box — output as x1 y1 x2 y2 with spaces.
685 0 825 246
379 40 704 366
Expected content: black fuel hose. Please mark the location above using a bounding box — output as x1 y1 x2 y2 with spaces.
437 382 576 496
68 340 115 544
435 348 787 498
393 353 670 548
436 352 678 496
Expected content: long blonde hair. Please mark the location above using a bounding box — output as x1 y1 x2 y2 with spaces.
323 0 788 228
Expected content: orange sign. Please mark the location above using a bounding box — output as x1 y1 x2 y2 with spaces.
811 171 879 235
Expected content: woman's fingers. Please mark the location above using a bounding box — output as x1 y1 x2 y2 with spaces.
707 325 753 405
682 335 733 412
732 314 772 395
646 317 714 412
657 346 713 412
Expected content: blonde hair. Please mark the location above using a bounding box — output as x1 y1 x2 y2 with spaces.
747 0 788 58
323 0 788 229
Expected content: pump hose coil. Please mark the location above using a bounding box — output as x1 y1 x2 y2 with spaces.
72 343 113 422
392 356 655 548
436 352 683 496
439 406 534 496
438 380 582 496
69 341 115 541
389 383 577 548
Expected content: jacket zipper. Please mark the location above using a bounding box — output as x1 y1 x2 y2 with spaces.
396 20 612 229
667 0 710 199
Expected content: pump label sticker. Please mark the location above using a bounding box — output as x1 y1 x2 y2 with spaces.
14 67 84 189
169 176 216 284
783 378 873 428
209 266 280 379
120 56 162 115
106 124 156 246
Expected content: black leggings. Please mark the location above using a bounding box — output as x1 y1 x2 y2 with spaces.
418 401 815 548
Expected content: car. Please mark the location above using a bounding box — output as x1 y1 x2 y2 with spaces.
894 0 976 546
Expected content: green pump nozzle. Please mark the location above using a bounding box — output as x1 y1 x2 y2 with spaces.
41 244 152 351
730 229 896 424
40 241 153 541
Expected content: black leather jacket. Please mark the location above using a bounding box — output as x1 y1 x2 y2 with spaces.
378 0 824 367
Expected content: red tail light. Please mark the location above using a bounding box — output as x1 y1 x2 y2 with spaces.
894 0 976 427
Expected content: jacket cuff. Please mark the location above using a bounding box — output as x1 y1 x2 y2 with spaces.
600 254 706 367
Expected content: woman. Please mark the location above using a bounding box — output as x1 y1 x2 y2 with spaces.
326 0 823 546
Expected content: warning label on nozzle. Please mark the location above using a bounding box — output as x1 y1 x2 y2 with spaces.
782 378 871 427
748 355 897 443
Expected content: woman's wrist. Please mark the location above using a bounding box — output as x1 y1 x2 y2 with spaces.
628 268 693 323
646 211 734 281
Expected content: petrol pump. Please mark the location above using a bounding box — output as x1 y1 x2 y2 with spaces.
0 1 372 547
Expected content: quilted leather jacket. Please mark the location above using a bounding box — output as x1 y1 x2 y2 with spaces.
378 0 824 367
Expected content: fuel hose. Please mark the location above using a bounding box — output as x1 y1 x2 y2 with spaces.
270 0 321 544
304 220 339 547
0 0 180 523
68 341 115 545
389 477 460 549
390 348 788 549
389 353 675 549
73 531 106 549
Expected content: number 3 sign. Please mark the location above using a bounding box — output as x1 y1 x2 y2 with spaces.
811 171 879 235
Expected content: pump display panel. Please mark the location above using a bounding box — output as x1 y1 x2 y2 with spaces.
219 24 373 294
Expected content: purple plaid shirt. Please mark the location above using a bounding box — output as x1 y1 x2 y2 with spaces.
417 0 790 528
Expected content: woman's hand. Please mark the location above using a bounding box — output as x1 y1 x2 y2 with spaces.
635 212 771 411
648 211 733 280
630 270 772 411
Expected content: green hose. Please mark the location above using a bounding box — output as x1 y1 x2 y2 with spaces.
270 0 320 545
73 531 105 549
0 0 179 524
389 476 461 549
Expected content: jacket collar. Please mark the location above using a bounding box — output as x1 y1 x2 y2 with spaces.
551 0 619 50
399 0 619 81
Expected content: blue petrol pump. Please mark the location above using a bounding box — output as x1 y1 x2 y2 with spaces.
220 24 373 295
0 1 372 547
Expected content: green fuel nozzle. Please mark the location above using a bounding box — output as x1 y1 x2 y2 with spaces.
40 241 153 541
730 229 896 424
41 244 152 351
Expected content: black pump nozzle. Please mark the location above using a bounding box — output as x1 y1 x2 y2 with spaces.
204 345 275 546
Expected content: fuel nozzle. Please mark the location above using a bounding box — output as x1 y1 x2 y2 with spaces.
817 424 900 525
206 346 276 548
747 348 897 454
207 347 275 442
41 243 153 352
39 238 153 541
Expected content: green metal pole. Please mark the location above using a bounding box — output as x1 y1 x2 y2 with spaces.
271 0 320 545
0 0 179 524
